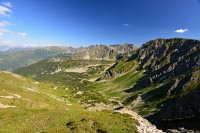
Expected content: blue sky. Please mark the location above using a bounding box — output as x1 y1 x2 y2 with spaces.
0 0 200 48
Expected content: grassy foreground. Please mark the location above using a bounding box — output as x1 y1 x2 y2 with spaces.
0 71 138 133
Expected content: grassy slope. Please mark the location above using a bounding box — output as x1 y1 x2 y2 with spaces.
0 71 138 133
14 58 143 105
14 58 146 113
14 59 116 105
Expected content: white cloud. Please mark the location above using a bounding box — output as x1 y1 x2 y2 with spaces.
122 24 129 27
0 40 14 51
3 2 12 8
0 41 63 50
0 28 9 36
0 21 10 36
0 39 68 51
0 3 12 35
0 20 10 27
17 32 28 38
1 40 13 44
0 5 12 17
175 28 188 33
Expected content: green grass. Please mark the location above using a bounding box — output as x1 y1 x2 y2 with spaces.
0 71 139 133
112 70 145 90
0 108 139 133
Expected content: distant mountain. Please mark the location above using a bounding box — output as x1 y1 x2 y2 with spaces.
0 46 75 71
73 43 137 60
0 44 137 71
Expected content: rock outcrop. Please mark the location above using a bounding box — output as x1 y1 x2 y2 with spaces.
115 108 164 133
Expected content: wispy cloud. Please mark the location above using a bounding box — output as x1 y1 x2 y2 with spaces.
0 2 12 36
0 5 12 17
122 23 129 27
17 32 28 38
0 3 28 39
175 28 188 33
0 21 10 36
0 20 10 27
0 28 9 36
3 2 12 8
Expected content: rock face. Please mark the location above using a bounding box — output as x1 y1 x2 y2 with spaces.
100 38 200 84
129 38 200 86
73 43 137 60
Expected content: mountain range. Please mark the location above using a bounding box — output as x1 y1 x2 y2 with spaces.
1 38 199 132
0 44 136 71
0 46 75 71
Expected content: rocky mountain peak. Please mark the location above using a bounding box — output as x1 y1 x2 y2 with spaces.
73 43 137 60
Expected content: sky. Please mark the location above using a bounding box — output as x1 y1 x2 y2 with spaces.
0 0 200 49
